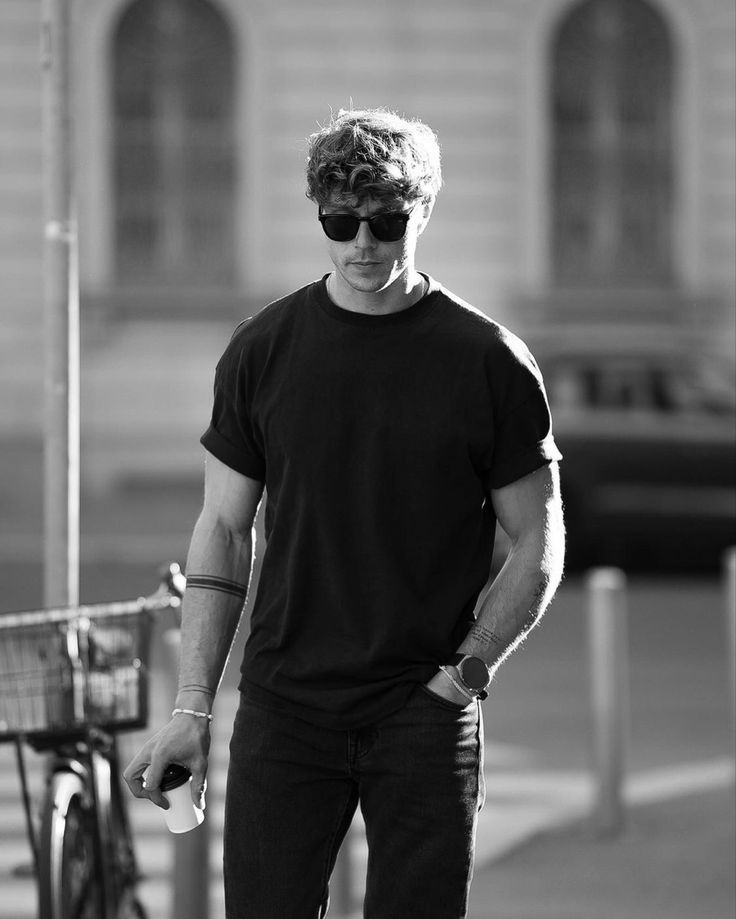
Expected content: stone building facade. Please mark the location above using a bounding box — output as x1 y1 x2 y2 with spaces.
1 0 734 486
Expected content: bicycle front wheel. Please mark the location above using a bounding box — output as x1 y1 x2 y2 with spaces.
39 770 103 919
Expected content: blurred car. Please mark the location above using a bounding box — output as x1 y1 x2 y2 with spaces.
543 354 736 573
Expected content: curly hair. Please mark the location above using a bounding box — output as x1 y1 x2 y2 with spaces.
305 108 442 207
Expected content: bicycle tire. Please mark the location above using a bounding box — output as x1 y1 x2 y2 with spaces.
38 770 103 919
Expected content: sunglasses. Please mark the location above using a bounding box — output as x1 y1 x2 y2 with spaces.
318 209 411 243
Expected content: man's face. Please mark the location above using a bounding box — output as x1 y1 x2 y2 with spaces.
320 196 432 296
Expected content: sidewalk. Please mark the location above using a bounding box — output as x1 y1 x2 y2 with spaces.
469 782 735 919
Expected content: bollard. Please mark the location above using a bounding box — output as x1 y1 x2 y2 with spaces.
724 547 736 752
586 567 629 837
162 628 210 919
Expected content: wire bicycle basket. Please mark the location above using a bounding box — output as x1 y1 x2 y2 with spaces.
0 601 159 740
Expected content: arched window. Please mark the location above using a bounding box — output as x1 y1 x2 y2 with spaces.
113 0 236 288
551 0 673 285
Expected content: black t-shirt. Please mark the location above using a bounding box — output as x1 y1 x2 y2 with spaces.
200 274 561 729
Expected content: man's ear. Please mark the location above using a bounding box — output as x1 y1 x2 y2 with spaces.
416 196 435 235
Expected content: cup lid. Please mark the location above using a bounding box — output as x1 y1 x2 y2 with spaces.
160 763 191 792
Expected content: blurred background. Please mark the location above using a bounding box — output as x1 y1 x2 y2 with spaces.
0 0 734 586
0 1 734 917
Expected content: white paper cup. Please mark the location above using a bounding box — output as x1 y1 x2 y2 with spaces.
160 764 205 834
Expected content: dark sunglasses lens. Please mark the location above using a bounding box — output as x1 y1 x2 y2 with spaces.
369 214 409 241
321 215 359 241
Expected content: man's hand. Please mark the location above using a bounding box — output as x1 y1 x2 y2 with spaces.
123 715 211 810
424 668 474 707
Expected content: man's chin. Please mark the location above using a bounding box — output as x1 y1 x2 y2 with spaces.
344 268 397 293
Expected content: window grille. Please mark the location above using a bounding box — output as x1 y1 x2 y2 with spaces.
551 0 674 285
113 0 236 288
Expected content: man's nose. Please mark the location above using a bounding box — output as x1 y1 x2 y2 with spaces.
353 220 378 248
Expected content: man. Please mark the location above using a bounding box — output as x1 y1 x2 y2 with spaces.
124 108 565 918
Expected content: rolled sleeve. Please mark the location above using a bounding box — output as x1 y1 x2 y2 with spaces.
200 424 266 481
485 383 562 491
488 431 562 491
200 321 266 482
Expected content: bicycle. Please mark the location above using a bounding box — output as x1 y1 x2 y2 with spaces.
0 563 186 919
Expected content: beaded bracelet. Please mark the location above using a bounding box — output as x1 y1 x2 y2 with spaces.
172 707 213 722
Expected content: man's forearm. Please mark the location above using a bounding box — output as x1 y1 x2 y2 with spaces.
457 530 564 677
175 511 255 712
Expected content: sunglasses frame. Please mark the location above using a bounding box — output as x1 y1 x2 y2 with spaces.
317 209 412 243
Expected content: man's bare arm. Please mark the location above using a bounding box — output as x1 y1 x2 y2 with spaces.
123 453 263 808
428 463 565 704
175 455 263 712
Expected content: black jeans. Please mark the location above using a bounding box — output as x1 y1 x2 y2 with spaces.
223 684 485 918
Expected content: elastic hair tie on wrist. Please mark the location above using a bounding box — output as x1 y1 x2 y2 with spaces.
172 707 213 722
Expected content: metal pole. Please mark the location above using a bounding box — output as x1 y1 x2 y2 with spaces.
162 629 210 919
586 567 629 837
41 0 80 607
724 547 736 753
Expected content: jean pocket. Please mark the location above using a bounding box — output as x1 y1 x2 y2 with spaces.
418 684 474 714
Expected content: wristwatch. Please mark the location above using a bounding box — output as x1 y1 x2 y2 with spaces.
448 654 491 700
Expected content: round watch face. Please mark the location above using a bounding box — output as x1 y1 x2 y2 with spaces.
460 656 490 690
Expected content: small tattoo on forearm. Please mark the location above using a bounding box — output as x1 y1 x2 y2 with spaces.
186 574 248 600
471 624 505 647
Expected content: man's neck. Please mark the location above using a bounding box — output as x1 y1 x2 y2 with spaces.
327 270 427 316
